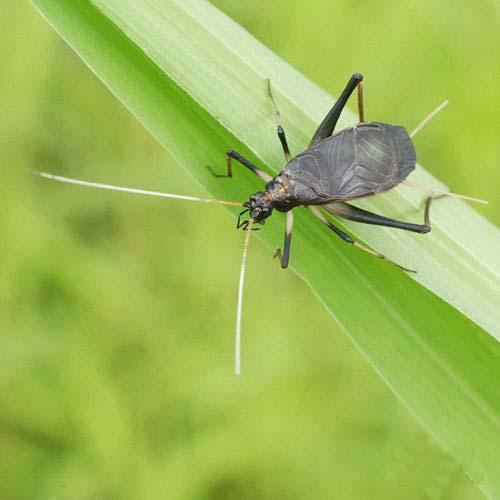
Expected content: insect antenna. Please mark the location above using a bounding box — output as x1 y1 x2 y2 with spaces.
402 180 488 204
235 219 253 375
409 99 449 138
34 171 242 207
36 170 255 373
406 101 488 205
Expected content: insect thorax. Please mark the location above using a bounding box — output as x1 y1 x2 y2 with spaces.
263 174 301 212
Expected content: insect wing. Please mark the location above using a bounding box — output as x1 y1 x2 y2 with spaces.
285 122 416 201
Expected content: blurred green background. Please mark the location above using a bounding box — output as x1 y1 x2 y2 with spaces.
1 1 498 499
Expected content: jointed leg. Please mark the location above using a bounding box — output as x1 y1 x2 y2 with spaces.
267 79 292 162
310 72 364 146
423 194 442 227
308 206 416 273
324 201 431 234
357 78 365 123
208 149 272 183
274 211 294 268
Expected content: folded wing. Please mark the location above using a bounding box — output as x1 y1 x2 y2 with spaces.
285 122 416 202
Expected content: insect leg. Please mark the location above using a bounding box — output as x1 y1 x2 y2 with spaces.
308 206 416 273
207 150 272 183
324 202 431 233
310 73 363 147
274 211 294 269
357 78 365 123
267 79 293 161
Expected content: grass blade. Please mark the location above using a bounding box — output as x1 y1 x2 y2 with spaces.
92 0 500 340
30 0 500 496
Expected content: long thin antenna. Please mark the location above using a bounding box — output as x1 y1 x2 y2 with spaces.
35 171 242 207
235 219 253 375
406 101 488 205
402 179 488 204
410 99 449 138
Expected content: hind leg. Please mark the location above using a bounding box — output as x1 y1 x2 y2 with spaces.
308 206 417 273
324 198 435 234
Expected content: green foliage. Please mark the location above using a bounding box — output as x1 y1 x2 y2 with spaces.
1 1 498 499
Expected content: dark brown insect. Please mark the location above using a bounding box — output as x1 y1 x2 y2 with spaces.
211 73 436 272
38 73 480 373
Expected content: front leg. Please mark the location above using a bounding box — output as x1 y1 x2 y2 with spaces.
208 149 272 183
274 210 294 269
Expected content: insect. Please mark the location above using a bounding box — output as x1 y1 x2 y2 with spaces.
211 73 454 272
37 73 485 373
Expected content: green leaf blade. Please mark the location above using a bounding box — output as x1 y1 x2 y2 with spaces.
29 0 500 496
87 0 500 341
